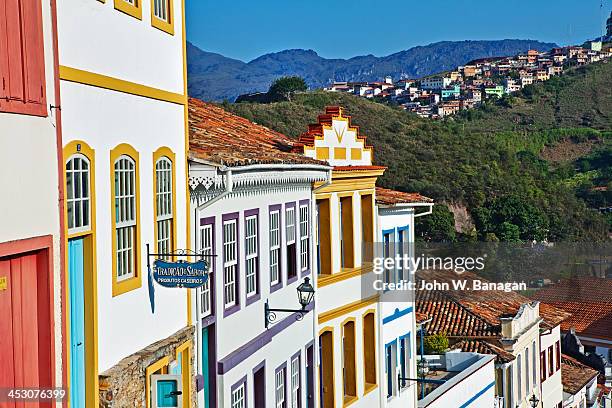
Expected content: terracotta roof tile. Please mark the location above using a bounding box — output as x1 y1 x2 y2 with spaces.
451 339 516 364
562 354 599 395
375 187 433 205
188 98 327 167
531 277 612 341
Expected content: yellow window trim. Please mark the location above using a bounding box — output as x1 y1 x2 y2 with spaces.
318 294 379 324
341 318 358 405
152 147 177 260
59 66 186 105
176 340 192 408
114 0 142 20
146 356 170 408
151 0 174 34
362 309 377 390
63 140 100 408
110 143 142 297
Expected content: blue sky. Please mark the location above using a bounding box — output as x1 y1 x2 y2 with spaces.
186 0 611 62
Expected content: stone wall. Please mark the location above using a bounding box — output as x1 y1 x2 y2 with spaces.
99 325 196 408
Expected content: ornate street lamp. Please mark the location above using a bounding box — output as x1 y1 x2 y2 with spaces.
529 394 540 408
265 278 315 329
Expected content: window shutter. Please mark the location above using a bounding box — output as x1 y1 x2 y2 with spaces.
2 0 25 103
21 0 45 106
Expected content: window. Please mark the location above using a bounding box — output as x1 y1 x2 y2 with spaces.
245 212 259 298
155 156 174 259
299 204 309 273
319 330 335 408
151 0 173 34
286 205 297 281
399 334 410 389
316 199 332 275
363 312 377 387
532 341 537 388
385 342 396 398
276 366 286 408
525 348 530 393
517 354 522 400
291 355 301 408
198 222 213 317
66 155 91 234
342 321 357 399
231 381 246 408
114 0 142 19
0 0 46 116
360 194 374 262
540 351 546 382
111 145 141 297
270 208 281 287
383 231 394 285
223 217 238 308
339 196 355 268
548 346 554 377
555 341 561 372
397 227 409 280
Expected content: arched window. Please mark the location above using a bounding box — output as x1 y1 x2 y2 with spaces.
114 155 137 282
66 154 91 233
155 157 173 257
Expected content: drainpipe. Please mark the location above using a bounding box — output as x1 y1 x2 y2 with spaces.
49 0 67 392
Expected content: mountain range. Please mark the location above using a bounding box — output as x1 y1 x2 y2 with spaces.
187 39 557 101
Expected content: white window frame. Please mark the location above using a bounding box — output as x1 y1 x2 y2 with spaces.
223 219 238 307
155 157 173 259
275 367 286 408
290 356 301 408
245 214 258 297
115 155 136 282
299 205 309 272
66 154 91 234
199 223 213 317
286 207 296 246
231 382 246 408
269 210 281 285
153 0 170 22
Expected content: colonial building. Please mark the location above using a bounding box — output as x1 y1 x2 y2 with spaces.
0 0 66 399
417 270 569 408
374 187 433 407
295 106 386 407
187 99 330 408
56 0 193 405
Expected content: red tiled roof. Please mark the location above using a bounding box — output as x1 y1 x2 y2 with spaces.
416 270 571 363
375 187 433 205
451 339 516 364
415 312 430 324
531 277 612 341
561 354 599 395
188 98 327 167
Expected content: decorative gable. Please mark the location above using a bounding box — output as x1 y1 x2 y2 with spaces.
298 106 373 166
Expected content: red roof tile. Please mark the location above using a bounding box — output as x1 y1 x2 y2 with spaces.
531 277 612 341
451 339 516 363
375 187 433 205
188 98 327 167
561 354 599 395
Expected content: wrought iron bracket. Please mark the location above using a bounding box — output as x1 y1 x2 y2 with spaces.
264 300 308 329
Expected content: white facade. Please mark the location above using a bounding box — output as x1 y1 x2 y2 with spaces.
189 163 329 408
421 77 451 90
541 325 564 408
0 0 64 398
56 0 191 405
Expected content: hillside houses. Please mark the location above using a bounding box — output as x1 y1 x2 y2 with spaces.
324 45 611 119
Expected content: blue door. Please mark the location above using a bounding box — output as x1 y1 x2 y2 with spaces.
69 238 85 407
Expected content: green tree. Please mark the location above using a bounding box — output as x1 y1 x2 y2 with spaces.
416 204 456 242
268 76 307 102
424 333 449 354
496 222 521 242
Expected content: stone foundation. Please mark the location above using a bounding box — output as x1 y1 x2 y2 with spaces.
99 325 196 408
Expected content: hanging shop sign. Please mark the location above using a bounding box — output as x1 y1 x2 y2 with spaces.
151 259 209 289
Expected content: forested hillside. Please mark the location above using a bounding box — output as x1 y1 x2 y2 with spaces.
222 62 612 242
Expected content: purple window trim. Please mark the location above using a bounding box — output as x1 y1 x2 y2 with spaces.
253 360 266 407
298 199 311 278
245 208 261 306
230 375 248 408
285 201 299 285
275 362 288 408
269 204 283 294
200 216 216 320
223 212 240 318
290 350 302 408
217 302 315 375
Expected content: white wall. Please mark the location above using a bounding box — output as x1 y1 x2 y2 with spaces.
56 0 185 93
60 81 188 371
541 326 563 408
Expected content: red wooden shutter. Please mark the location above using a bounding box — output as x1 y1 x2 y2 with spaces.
0 0 46 116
